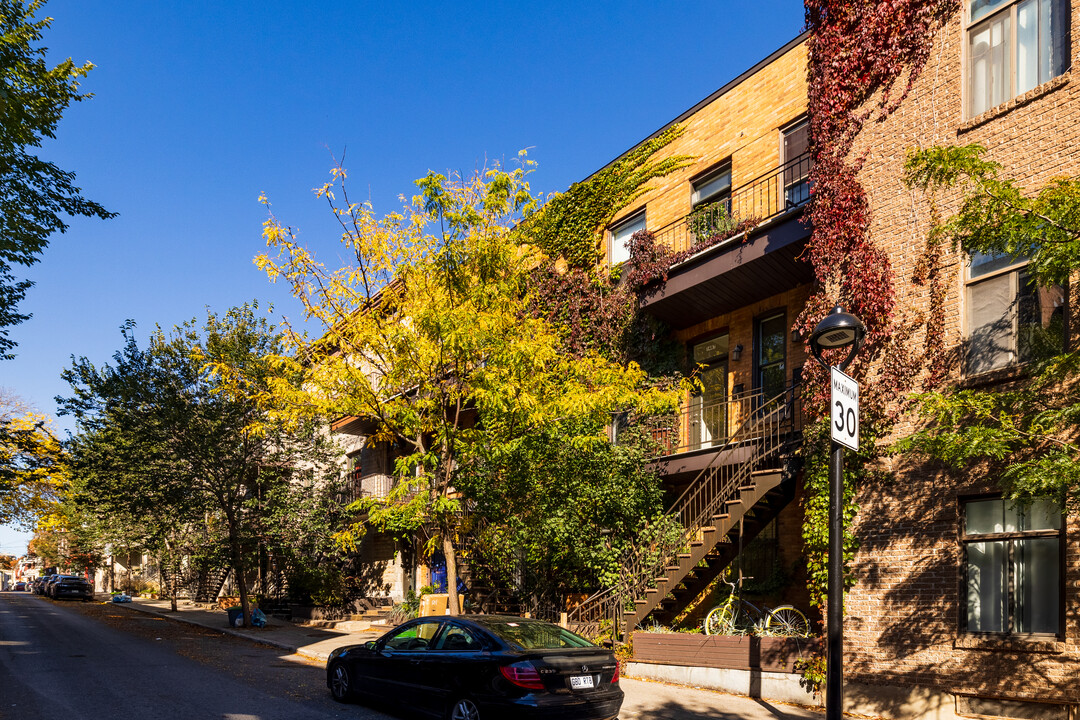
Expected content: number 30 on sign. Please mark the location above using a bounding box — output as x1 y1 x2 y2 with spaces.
830 367 859 451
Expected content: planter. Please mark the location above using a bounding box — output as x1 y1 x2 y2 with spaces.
632 632 820 673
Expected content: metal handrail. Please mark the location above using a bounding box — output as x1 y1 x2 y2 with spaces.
569 384 803 636
651 153 812 254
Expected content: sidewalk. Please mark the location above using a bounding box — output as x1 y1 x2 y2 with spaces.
107 595 823 720
107 595 384 662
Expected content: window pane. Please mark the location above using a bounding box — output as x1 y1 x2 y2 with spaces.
692 167 732 206
967 498 1005 533
610 212 646 265
967 540 1007 632
970 23 991 115
1014 538 1059 633
969 250 1024 278
1017 271 1065 362
990 14 1011 108
967 272 1015 374
1017 0 1039 93
971 0 1012 22
1048 0 1069 79
1017 498 1063 531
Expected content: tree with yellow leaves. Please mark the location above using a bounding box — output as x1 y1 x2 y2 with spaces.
256 159 677 615
0 391 66 528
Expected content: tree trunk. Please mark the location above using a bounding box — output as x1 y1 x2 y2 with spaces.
226 516 251 628
443 533 461 616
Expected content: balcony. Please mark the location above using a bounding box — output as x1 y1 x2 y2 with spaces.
639 384 805 485
639 154 815 330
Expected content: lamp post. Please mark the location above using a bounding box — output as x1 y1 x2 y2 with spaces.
807 305 866 720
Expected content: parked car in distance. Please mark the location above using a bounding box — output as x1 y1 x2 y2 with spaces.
35 574 56 595
49 575 93 601
13 581 27 591
326 614 622 720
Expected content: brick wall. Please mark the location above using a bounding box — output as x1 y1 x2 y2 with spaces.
605 39 809 258
847 4 1080 707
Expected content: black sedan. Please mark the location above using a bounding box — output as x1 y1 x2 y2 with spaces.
49 574 94 600
326 614 622 720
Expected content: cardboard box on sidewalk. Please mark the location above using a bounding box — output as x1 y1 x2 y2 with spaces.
419 593 448 616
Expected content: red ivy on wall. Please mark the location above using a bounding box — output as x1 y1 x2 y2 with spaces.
799 0 960 424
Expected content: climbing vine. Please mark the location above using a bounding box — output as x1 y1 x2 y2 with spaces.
797 0 960 606
517 125 692 269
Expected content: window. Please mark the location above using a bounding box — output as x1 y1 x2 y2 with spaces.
689 163 735 242
781 118 812 207
434 624 482 651
384 620 444 650
967 0 1070 117
755 311 787 401
962 496 1062 635
608 210 646 265
965 254 1065 374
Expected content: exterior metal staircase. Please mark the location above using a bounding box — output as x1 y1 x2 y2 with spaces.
569 384 803 640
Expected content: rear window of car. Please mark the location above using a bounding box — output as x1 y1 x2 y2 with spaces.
482 621 596 650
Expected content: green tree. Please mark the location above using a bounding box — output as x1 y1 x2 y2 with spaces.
61 307 342 624
898 144 1080 511
0 0 115 357
255 161 677 615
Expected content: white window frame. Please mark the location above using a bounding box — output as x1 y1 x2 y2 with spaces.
965 0 1070 118
608 209 646 266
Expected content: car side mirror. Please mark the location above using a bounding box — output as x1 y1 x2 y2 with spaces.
364 640 377 651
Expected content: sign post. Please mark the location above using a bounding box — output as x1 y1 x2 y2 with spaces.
808 306 866 720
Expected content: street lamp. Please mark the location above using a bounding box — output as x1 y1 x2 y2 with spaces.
808 305 865 720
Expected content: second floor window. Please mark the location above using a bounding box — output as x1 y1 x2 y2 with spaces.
965 253 1065 375
782 118 812 207
967 0 1070 117
609 210 646 265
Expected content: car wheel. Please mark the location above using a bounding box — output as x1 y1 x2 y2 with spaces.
328 661 353 703
447 697 480 720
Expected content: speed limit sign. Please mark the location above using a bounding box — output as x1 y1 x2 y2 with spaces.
830 367 859 451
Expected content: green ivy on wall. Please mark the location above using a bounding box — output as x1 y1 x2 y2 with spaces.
517 125 691 269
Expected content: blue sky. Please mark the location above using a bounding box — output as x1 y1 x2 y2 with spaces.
0 1 806 556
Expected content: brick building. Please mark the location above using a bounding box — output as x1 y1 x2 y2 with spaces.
579 3 1079 718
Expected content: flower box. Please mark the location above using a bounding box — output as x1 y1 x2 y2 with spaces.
632 632 819 673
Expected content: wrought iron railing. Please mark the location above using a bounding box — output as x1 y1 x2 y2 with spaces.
651 153 812 254
642 386 791 456
569 383 803 638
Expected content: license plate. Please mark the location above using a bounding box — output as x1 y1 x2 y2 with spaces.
570 675 594 689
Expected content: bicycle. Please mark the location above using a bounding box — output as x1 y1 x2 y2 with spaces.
703 575 810 637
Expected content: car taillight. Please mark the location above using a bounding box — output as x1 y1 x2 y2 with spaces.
611 662 620 684
499 661 544 690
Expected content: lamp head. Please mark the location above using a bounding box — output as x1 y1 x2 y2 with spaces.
808 305 866 370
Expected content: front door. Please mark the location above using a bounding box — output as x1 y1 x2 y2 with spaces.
690 334 728 450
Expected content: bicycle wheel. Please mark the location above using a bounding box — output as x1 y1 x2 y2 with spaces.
765 605 810 636
704 602 734 635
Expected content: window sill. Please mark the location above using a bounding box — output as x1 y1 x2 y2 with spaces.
954 634 1064 653
959 362 1030 389
958 74 1071 134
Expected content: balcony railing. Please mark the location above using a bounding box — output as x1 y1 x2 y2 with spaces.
652 153 812 254
343 468 394 503
640 383 805 457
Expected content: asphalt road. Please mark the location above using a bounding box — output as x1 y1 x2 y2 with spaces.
0 591 819 720
0 590 390 720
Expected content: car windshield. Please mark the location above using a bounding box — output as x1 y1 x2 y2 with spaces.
481 620 595 650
